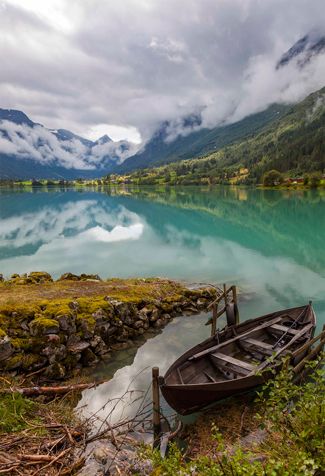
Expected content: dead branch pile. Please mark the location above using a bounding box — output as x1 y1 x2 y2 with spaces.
0 421 87 475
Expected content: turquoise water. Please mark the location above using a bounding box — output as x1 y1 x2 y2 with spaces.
1 186 324 420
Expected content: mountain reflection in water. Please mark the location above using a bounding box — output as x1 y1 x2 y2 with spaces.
1 186 325 420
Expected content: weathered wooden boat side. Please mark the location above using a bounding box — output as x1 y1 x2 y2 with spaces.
159 304 316 415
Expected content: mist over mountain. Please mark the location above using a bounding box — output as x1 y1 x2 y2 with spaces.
0 109 139 179
276 32 325 69
114 31 325 174
113 104 289 173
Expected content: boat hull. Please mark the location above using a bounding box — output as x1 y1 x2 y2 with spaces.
160 304 316 415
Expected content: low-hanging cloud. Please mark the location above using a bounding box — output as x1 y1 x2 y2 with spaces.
0 120 140 169
1 0 325 151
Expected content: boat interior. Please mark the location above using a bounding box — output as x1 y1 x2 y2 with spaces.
166 309 314 386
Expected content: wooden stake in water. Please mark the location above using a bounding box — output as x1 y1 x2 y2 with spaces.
152 367 160 430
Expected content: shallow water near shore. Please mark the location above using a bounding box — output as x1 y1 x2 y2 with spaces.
1 185 325 424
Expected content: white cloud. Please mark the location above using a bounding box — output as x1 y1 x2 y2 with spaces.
0 0 325 147
0 120 140 169
80 224 143 242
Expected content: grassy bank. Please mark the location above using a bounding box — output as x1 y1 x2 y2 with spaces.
142 355 325 476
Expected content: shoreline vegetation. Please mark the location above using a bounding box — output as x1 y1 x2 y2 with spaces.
1 274 325 474
0 272 218 379
1 167 324 190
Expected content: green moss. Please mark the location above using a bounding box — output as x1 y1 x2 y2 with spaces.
1 354 23 371
62 353 81 370
11 338 30 352
0 328 6 338
76 314 96 329
21 353 44 371
78 298 113 315
145 304 157 311
182 289 202 298
160 303 174 313
29 318 59 337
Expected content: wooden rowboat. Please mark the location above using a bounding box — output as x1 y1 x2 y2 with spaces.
159 302 316 415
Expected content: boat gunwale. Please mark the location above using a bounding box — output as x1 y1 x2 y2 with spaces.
162 304 315 389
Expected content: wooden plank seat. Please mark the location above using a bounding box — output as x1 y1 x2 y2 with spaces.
240 338 273 350
210 352 257 376
269 324 300 335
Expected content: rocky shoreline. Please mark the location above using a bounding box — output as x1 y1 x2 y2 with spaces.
0 272 218 379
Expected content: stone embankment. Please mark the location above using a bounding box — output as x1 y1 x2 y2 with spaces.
0 272 217 379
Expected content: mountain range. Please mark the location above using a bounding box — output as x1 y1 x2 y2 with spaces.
0 109 135 180
1 32 325 180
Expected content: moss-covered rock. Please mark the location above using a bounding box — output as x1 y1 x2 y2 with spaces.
29 318 59 337
80 274 102 281
44 362 66 380
77 316 96 339
159 303 174 314
22 353 47 372
80 348 99 367
0 335 14 361
62 352 81 370
57 272 81 281
28 271 53 283
0 353 23 371
41 343 67 364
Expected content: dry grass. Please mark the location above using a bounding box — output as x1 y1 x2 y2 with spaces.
0 278 181 307
183 395 264 457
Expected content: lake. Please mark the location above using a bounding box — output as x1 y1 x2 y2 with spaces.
1 185 325 422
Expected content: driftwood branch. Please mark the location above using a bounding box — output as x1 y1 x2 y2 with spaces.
0 380 108 397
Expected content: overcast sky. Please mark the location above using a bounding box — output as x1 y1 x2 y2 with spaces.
1 0 325 144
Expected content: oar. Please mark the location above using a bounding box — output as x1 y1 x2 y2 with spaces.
252 322 313 375
271 302 311 350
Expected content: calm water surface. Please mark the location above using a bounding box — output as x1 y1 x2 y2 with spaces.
1 186 324 422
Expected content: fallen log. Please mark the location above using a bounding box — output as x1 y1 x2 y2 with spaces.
0 379 108 397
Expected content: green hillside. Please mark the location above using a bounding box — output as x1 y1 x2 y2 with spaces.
124 86 325 186
202 86 325 181
113 104 289 173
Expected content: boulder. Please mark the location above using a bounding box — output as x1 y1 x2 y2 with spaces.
92 308 109 326
114 302 137 326
133 320 144 329
80 348 99 367
153 317 167 327
28 271 53 283
63 352 81 370
89 335 102 347
80 273 102 281
114 326 130 342
22 354 48 372
197 298 207 307
29 318 59 337
1 354 23 371
66 334 81 346
56 314 76 333
44 362 66 380
94 340 110 355
57 273 80 282
68 341 90 354
149 308 160 322
0 335 14 361
79 318 95 339
41 344 67 364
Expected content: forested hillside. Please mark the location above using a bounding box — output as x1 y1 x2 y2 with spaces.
202 87 325 181
113 104 289 173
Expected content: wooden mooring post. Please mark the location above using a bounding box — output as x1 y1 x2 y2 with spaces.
207 284 238 336
152 367 160 439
